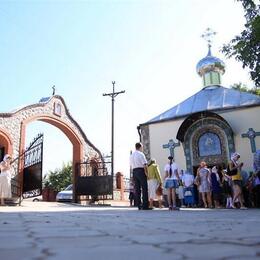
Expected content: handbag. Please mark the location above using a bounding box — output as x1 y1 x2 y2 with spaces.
156 185 163 196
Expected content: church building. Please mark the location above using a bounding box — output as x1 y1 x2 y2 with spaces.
138 44 260 175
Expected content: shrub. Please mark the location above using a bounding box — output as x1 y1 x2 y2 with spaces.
43 162 72 192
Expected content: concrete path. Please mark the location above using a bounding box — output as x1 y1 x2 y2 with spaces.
0 202 260 260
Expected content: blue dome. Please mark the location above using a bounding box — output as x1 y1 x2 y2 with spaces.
196 48 225 76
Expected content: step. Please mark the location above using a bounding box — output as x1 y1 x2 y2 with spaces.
4 197 21 206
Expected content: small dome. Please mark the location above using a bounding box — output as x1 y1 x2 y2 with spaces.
196 47 225 77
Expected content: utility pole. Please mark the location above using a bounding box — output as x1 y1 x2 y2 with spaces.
103 81 125 180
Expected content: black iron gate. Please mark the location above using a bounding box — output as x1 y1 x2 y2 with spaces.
22 134 43 198
75 157 113 202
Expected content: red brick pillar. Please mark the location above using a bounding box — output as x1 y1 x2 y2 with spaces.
116 172 125 200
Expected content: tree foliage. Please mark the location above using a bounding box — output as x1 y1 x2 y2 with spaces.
231 82 260 96
222 0 260 87
43 162 72 192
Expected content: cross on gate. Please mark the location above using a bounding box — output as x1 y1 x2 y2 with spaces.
162 139 180 158
241 128 260 153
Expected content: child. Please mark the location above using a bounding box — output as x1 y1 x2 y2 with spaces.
222 170 233 208
182 171 195 207
177 182 185 207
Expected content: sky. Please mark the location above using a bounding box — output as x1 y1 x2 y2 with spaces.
0 0 256 177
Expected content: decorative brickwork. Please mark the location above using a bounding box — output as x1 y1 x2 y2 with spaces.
0 95 101 168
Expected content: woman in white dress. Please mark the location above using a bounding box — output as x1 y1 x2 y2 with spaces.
0 154 13 205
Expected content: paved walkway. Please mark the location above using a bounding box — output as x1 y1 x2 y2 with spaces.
0 202 260 260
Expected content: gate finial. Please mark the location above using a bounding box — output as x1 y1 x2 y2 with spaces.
52 85 56 96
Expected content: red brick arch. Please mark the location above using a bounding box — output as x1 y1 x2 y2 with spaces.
0 95 101 202
19 115 84 198
0 128 13 156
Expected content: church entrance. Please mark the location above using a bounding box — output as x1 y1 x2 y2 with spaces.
177 111 235 172
18 114 83 203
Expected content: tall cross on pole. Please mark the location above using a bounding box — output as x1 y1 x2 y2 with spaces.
241 128 260 153
162 139 180 158
201 27 217 48
103 81 125 180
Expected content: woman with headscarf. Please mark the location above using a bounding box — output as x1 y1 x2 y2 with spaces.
197 161 212 208
147 159 162 208
0 154 13 205
228 152 247 209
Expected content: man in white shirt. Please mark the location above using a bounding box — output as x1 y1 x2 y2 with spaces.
130 142 149 210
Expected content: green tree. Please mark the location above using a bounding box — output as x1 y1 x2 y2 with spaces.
231 82 260 96
222 0 260 87
43 162 72 192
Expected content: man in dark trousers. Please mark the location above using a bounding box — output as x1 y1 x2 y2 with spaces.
130 142 150 210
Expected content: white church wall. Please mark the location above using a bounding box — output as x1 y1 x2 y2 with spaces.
220 106 260 172
147 105 260 175
149 119 186 177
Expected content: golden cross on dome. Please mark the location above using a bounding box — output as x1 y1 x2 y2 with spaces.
201 28 217 47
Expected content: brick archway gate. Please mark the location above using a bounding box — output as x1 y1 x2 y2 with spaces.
0 95 102 202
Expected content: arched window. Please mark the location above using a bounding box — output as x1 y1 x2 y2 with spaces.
198 132 221 157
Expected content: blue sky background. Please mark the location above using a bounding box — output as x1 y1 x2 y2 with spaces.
0 0 254 176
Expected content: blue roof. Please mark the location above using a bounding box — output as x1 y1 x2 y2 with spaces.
39 97 51 103
147 86 260 124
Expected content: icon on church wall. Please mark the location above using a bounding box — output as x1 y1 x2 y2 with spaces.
205 137 213 146
198 132 221 157
53 102 62 117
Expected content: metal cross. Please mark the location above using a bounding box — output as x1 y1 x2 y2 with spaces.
52 85 56 96
162 139 180 158
241 128 260 153
103 81 125 181
201 28 217 47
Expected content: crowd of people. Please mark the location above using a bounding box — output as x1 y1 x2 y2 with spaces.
129 142 260 210
1 146 259 209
